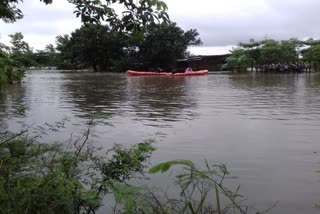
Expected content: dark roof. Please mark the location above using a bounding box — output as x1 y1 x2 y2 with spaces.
176 57 203 62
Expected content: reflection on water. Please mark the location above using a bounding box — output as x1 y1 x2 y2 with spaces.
227 74 320 121
2 70 320 213
0 83 28 131
127 76 200 125
62 72 128 117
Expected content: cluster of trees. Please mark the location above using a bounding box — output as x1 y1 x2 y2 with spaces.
0 32 38 84
1 22 201 76
0 0 201 85
223 38 320 72
54 23 201 72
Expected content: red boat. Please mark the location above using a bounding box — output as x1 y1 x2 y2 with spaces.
127 70 208 76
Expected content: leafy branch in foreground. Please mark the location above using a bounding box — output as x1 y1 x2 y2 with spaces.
0 121 155 214
148 160 271 214
1 0 169 31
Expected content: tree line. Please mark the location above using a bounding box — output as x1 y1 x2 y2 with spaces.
1 0 197 85
54 23 201 72
223 38 320 72
0 23 201 85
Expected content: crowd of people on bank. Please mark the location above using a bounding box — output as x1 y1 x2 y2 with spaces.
256 63 310 72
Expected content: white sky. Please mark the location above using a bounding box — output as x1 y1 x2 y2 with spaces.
1 0 319 55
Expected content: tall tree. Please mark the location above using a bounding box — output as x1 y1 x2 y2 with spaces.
138 22 202 70
9 32 30 53
44 44 56 54
59 24 126 71
55 34 74 69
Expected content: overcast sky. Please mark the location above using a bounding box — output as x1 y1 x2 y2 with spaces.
1 0 319 55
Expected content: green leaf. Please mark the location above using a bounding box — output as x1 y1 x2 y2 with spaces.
149 160 194 174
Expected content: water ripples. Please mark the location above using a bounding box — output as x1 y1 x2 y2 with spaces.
2 71 320 213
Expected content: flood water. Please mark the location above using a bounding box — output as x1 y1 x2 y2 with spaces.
2 70 320 213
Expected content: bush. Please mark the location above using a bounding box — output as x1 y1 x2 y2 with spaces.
0 129 155 213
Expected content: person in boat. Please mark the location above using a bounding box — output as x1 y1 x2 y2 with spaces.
156 67 163 72
185 67 193 73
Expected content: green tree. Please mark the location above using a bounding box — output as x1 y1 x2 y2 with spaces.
279 39 298 63
0 51 25 83
239 39 261 71
45 44 56 54
0 34 23 84
302 44 320 71
259 39 282 64
0 32 38 84
9 32 30 53
254 39 299 65
222 48 251 72
59 24 127 72
226 38 301 72
55 35 74 69
56 35 70 53
0 0 25 22
8 32 37 68
0 128 156 213
138 22 202 70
